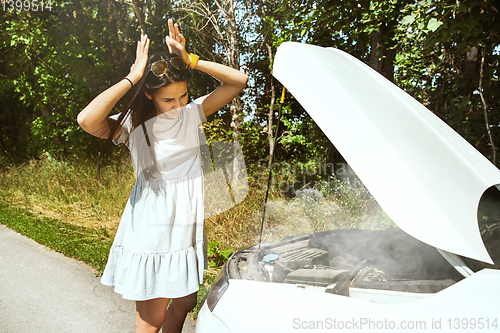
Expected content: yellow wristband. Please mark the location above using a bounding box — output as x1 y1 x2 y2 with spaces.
189 53 199 69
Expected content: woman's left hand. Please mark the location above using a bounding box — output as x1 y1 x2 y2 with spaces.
165 19 190 65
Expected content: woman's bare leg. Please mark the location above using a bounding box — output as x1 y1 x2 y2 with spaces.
136 298 171 333
161 292 198 333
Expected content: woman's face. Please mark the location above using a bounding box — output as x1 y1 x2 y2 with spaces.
150 81 189 118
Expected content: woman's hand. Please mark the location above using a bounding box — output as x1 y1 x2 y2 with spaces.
128 34 150 84
165 19 190 65
77 34 150 138
163 18 248 118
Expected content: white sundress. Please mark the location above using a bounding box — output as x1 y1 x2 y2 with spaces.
101 100 208 301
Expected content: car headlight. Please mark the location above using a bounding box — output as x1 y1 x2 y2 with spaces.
206 263 230 312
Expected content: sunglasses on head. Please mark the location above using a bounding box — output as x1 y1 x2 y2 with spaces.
150 57 187 76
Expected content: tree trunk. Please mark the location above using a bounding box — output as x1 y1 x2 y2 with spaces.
156 0 163 24
130 0 147 34
224 0 244 143
265 42 276 162
369 30 384 74
478 47 496 165
369 24 396 82
178 0 244 141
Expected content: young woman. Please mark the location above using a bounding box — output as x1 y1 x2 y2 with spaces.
77 19 248 333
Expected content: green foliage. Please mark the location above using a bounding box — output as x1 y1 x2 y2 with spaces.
1 0 499 166
395 0 500 160
207 240 233 267
1 1 132 159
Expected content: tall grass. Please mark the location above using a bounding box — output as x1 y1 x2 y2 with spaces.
259 179 395 243
0 154 273 251
0 154 134 234
0 154 394 252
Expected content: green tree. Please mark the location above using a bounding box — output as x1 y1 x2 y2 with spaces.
0 0 139 160
399 0 500 163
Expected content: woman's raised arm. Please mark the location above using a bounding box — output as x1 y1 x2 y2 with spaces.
165 19 248 118
77 34 150 138
194 60 249 118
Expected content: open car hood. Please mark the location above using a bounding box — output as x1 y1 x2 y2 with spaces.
272 42 500 264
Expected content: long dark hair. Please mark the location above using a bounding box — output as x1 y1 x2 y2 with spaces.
96 51 193 179
116 51 193 134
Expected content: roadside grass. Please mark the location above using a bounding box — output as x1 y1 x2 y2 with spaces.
0 193 112 273
0 155 393 317
0 153 136 231
0 154 275 250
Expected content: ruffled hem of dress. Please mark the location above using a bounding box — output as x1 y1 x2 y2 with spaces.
100 241 206 301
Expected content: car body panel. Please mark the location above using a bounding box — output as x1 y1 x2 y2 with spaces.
196 269 500 332
195 305 231 333
273 42 500 263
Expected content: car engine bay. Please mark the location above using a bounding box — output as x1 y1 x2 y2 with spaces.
228 227 500 297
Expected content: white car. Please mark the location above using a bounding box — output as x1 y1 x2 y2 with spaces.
195 42 500 333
